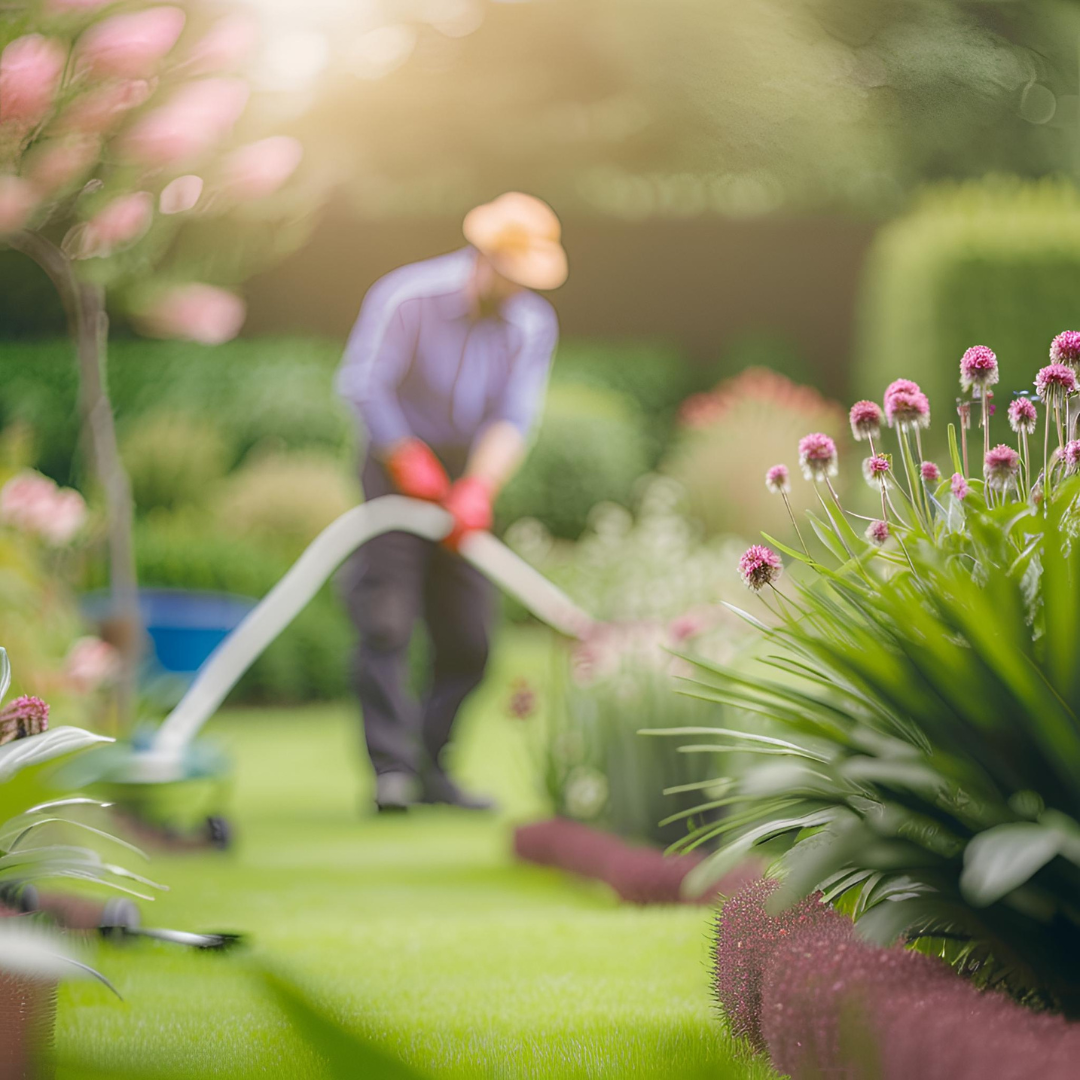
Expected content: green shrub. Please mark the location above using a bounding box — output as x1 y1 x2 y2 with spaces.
212 451 360 560
496 383 651 539
0 338 354 487
857 178 1080 451
121 410 232 513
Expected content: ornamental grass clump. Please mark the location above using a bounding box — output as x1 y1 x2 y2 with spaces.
652 332 1080 1014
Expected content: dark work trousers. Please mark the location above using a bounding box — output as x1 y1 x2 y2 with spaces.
339 450 495 778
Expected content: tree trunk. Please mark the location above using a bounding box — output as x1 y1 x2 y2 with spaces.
6 232 141 730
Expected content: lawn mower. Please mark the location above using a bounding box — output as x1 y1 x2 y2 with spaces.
66 495 593 845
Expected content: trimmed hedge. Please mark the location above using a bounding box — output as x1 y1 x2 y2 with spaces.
857 178 1080 451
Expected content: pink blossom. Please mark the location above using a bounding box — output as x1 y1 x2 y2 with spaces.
25 137 99 194
0 176 38 235
765 464 790 495
862 454 890 485
159 174 203 214
121 77 249 167
79 191 153 257
220 136 303 200
984 444 1020 491
848 400 882 442
0 35 67 128
0 470 85 544
959 345 998 392
75 7 186 80
1064 440 1080 473
678 392 724 428
63 637 120 693
184 14 258 75
137 283 246 345
1035 363 1078 402
865 519 889 546
1008 398 1038 435
1050 331 1080 369
797 432 838 482
0 695 48 744
738 545 782 591
883 379 930 429
53 79 154 136
921 461 941 483
669 610 712 642
951 472 970 501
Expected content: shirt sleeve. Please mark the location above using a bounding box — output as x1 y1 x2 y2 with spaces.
335 271 417 451
491 300 559 437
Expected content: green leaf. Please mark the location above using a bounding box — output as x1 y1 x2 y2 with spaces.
960 822 1063 907
0 727 114 782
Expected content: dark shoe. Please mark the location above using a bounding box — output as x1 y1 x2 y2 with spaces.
420 768 496 811
374 772 419 813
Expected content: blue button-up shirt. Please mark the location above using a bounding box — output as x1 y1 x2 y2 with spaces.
336 248 559 453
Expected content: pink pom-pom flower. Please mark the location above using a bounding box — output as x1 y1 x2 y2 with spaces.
1008 397 1038 435
0 34 67 128
865 519 889 546
921 461 941 483
984 444 1021 491
951 473 970 501
764 464 790 495
848 400 882 442
1050 331 1080 369
738 545 782 592
78 191 153 258
959 345 999 392
0 695 49 745
1064 440 1080 473
1035 363 1078 403
884 379 930 429
797 432 838 482
862 454 890 485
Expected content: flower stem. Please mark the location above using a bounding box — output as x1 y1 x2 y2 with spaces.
780 491 811 559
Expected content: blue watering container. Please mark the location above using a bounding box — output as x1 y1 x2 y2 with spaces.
81 588 257 685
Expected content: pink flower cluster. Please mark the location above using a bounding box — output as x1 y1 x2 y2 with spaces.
714 879 1080 1080
1035 363 1078 403
862 454 890 485
764 463 790 495
865 519 889 545
1050 331 1080 368
951 472 970 501
738 545 782 591
0 471 87 545
797 432 838 481
921 461 941 483
0 695 49 745
1008 397 1038 435
883 379 930 429
136 283 245 346
848 400 882 442
984 444 1021 490
959 345 999 392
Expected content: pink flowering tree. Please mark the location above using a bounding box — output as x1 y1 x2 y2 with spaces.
0 2 311 724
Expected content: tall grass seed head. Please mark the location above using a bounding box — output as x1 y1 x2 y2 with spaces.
797 432 838 481
960 345 999 392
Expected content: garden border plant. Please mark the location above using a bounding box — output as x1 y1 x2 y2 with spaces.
646 332 1080 1023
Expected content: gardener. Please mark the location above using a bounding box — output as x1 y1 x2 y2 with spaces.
336 192 567 812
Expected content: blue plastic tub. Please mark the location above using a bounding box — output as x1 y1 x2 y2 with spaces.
81 588 257 686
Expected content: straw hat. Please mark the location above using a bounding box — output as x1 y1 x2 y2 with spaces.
463 192 568 291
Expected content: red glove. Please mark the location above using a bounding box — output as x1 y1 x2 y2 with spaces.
442 476 493 551
385 440 450 502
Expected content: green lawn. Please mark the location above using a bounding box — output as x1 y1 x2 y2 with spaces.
55 629 777 1080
